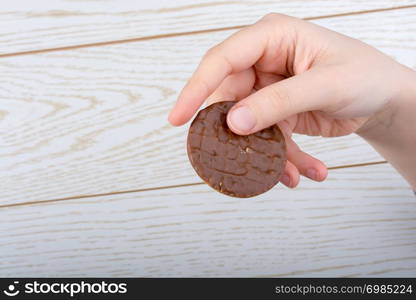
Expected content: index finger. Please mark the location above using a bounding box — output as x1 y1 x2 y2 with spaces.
168 21 269 126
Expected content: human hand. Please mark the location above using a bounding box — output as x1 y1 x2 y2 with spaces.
168 13 415 188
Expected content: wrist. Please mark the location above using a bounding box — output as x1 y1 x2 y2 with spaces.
356 66 416 188
356 66 416 140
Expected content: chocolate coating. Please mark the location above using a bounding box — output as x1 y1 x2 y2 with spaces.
187 101 287 198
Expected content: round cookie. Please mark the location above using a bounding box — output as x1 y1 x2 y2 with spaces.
187 101 287 198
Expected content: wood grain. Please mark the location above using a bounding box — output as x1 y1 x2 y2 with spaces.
1 163 414 277
1 8 416 205
1 1 415 55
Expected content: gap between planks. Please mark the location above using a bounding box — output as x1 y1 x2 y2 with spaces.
0 5 415 59
0 161 387 209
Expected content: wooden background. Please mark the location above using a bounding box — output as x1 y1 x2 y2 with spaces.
1 1 415 277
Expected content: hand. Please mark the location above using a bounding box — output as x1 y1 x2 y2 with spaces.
168 13 414 188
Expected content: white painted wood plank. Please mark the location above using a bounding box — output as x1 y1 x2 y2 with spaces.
0 1 414 55
1 164 414 277
1 9 416 204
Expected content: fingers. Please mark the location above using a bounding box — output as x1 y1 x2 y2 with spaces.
279 147 328 188
278 120 327 188
206 69 256 105
280 154 327 188
285 136 328 182
227 68 335 135
168 21 270 126
280 160 300 188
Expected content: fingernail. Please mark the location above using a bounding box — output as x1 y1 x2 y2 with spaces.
280 174 291 187
228 106 256 133
306 168 318 180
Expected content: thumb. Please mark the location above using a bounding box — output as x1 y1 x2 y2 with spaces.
227 68 336 135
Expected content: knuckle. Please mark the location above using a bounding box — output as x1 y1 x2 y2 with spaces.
261 12 281 21
203 44 233 73
259 13 300 30
261 12 288 24
204 45 220 59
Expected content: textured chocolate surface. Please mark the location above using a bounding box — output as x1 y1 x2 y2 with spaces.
187 101 287 198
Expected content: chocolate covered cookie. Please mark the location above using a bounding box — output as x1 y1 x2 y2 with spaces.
187 101 287 198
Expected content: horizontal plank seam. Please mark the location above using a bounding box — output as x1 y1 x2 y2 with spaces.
0 161 387 209
0 5 415 58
